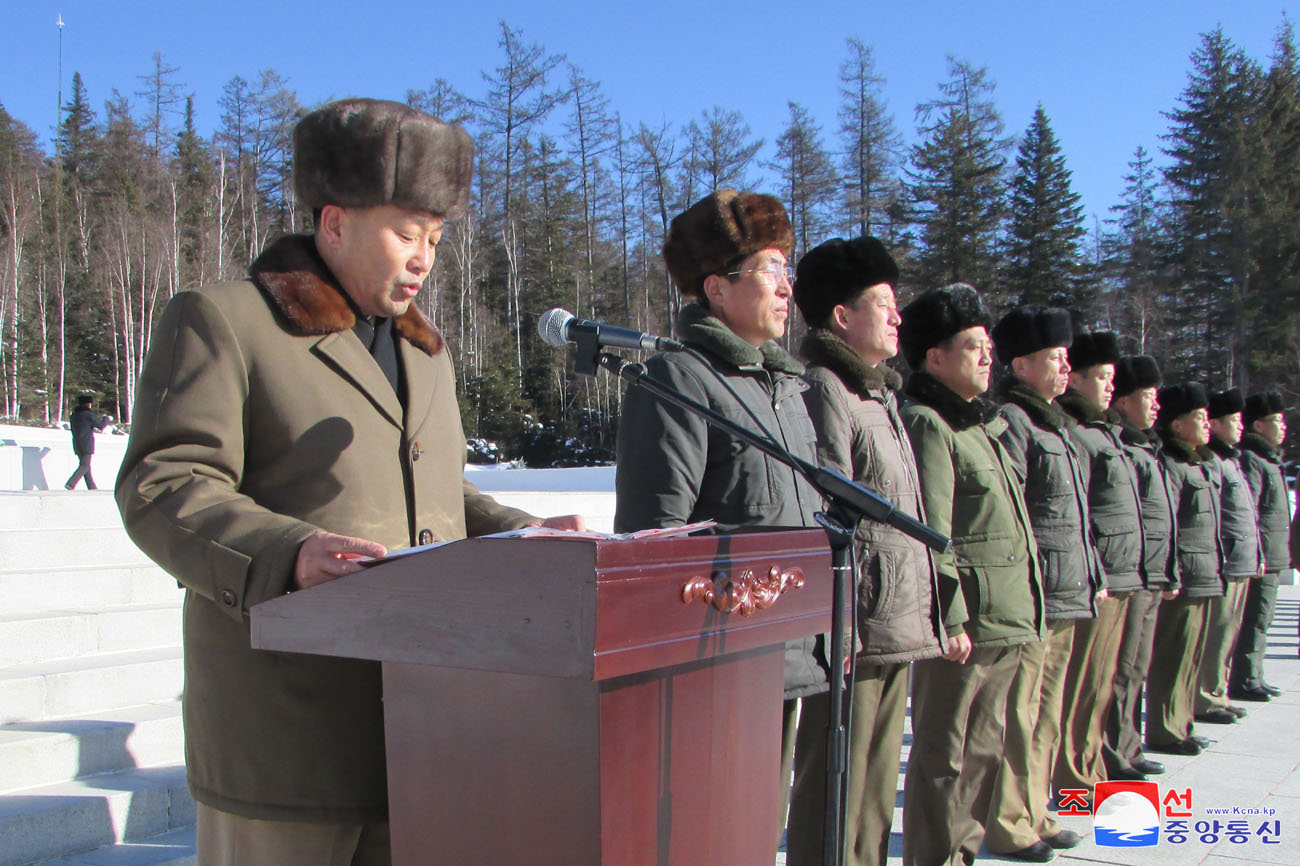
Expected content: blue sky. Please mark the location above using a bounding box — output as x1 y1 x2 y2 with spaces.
3 1 1295 225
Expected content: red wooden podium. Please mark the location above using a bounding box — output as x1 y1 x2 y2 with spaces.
251 528 831 865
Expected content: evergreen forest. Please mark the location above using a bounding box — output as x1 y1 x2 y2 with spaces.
1 21 1297 466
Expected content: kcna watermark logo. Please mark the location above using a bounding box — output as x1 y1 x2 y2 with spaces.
1055 782 1282 848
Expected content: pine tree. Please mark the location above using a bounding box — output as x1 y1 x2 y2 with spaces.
773 102 838 261
1101 146 1171 353
1003 105 1086 308
837 38 901 240
134 52 184 162
1162 27 1262 384
681 106 763 196
1248 17 1300 398
908 57 1011 304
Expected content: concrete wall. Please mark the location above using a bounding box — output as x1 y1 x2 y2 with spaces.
1 423 616 528
0 424 129 491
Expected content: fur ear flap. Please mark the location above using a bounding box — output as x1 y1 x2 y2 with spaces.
1244 390 1286 424
1208 387 1245 419
1157 382 1209 427
992 305 1074 364
898 283 991 371
793 236 899 328
1114 355 1161 397
294 99 474 220
663 190 793 299
1068 331 1121 371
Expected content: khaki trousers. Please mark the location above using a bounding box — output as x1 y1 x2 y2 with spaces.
787 661 909 866
1054 595 1129 792
1145 594 1212 748
1103 588 1163 774
903 644 1023 866
1196 578 1250 713
196 803 390 866
1231 571 1280 692
985 622 1073 852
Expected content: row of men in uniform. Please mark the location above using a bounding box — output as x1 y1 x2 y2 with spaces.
609 188 1293 866
113 95 1289 866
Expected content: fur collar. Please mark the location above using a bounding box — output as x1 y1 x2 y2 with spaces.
249 234 444 356
1240 431 1282 463
1057 388 1107 425
799 328 902 395
1159 429 1209 464
1206 436 1239 460
998 377 1072 430
904 370 1000 431
677 303 804 375
1112 410 1156 447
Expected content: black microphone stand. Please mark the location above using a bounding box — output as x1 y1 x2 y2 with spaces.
590 349 950 866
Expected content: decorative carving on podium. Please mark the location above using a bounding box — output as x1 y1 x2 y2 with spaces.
681 565 806 617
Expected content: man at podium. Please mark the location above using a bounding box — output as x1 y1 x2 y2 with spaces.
614 189 826 858
116 99 581 866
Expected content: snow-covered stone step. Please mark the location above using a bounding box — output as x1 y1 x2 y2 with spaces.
0 527 152 573
0 648 182 725
0 491 124 532
29 825 195 866
0 605 182 668
0 566 181 617
0 764 192 866
0 702 184 794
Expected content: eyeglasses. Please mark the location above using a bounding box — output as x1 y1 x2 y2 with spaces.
727 263 795 284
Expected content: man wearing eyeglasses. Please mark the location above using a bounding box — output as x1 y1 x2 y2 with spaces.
614 189 825 858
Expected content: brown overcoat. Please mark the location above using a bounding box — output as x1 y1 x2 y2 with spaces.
116 235 534 822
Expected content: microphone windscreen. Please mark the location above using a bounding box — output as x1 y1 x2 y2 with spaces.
538 308 574 347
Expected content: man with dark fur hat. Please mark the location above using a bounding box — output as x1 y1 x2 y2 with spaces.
1054 331 1145 796
984 306 1100 862
117 98 582 865
1195 388 1261 723
613 189 824 858
1231 390 1292 700
787 237 945 866
1103 355 1176 780
1146 383 1225 756
897 284 1045 866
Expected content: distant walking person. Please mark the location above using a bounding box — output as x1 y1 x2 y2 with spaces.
65 394 112 490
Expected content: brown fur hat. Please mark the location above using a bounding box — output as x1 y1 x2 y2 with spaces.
293 99 474 219
898 283 992 371
663 190 793 299
1208 387 1245 419
1113 355 1162 398
793 236 899 328
1068 331 1121 371
991 305 1074 365
1244 390 1286 425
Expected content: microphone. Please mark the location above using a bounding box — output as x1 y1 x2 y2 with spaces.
537 308 685 353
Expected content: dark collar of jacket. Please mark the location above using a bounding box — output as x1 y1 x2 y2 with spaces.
998 377 1072 430
1159 429 1209 464
1206 435 1240 460
677 302 804 375
1239 431 1282 463
1057 387 1107 425
1111 409 1156 446
249 234 444 356
903 370 1000 431
798 328 902 396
